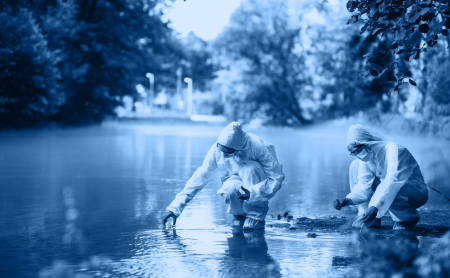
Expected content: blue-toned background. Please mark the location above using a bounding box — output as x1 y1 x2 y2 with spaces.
2 0 450 276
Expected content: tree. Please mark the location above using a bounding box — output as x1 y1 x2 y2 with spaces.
44 0 183 124
0 8 64 128
317 31 397 119
181 32 218 92
215 0 311 125
346 0 450 94
0 0 187 127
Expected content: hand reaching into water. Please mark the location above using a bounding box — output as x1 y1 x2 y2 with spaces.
352 206 379 228
360 206 378 224
162 211 177 227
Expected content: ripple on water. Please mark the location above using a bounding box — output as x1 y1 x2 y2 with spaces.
2 124 447 277
86 227 363 278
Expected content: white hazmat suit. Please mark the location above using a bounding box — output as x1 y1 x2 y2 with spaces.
346 124 428 223
167 122 285 221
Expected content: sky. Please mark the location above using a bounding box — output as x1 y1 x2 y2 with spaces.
164 0 243 41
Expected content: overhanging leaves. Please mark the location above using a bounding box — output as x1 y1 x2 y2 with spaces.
346 0 450 92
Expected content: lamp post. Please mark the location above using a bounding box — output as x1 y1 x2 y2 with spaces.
145 72 154 114
176 67 182 96
184 77 193 116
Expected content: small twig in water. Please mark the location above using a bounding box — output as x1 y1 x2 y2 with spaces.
427 185 450 203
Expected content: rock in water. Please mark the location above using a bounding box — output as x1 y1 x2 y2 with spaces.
306 233 317 238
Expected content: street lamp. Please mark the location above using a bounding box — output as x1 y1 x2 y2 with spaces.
146 72 154 114
184 77 193 116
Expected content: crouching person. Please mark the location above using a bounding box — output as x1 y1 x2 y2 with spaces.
333 124 428 230
162 122 285 230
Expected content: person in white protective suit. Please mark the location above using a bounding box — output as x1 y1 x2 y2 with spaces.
333 124 429 230
162 122 285 230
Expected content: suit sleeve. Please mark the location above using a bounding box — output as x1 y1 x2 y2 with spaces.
346 161 376 205
167 143 218 216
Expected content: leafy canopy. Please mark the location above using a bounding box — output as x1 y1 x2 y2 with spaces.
216 0 311 125
347 0 450 94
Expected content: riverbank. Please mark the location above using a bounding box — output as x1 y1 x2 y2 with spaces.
267 210 450 237
362 112 450 141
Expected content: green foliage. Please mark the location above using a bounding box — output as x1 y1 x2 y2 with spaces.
182 33 218 92
0 8 64 128
316 29 395 119
44 0 183 125
0 0 217 128
216 0 311 125
425 49 450 105
346 0 450 93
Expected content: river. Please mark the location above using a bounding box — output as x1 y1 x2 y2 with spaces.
1 121 449 277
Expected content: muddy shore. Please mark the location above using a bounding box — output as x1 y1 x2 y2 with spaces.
266 209 450 237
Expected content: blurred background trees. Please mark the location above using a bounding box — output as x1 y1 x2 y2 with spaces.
0 0 216 127
0 0 449 138
215 0 311 125
214 0 398 125
44 0 185 125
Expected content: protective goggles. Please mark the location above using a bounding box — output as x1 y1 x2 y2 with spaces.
217 143 236 154
350 144 365 156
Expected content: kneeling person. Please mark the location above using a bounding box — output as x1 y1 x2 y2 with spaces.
162 122 285 230
333 124 428 230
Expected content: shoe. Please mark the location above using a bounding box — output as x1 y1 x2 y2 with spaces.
243 217 265 230
232 215 246 227
393 217 420 231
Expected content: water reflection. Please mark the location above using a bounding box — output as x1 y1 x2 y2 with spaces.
0 123 449 277
226 229 281 277
332 256 359 268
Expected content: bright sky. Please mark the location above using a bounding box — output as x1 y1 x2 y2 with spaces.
164 0 243 41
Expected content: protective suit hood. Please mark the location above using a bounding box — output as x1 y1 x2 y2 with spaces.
346 124 388 155
218 122 248 151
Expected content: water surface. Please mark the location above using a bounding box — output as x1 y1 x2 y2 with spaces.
0 122 449 277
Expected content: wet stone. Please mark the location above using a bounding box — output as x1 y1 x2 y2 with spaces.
306 233 317 238
294 217 315 224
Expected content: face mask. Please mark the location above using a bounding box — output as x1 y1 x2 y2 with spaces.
222 150 246 165
223 152 234 158
356 146 372 162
